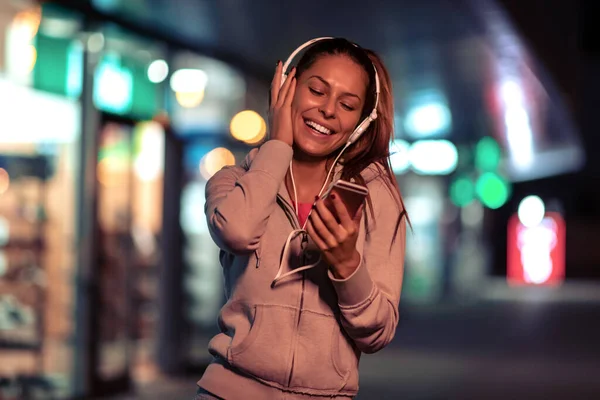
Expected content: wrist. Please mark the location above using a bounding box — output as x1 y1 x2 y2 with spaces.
331 250 361 279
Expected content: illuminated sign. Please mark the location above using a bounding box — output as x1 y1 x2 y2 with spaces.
403 89 452 138
390 139 458 175
507 212 565 286
93 55 133 114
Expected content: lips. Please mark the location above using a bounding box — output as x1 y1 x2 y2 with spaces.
304 119 335 135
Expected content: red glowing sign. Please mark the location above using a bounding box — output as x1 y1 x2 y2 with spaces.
507 212 566 286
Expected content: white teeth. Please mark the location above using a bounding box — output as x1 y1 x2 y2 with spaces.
305 120 332 135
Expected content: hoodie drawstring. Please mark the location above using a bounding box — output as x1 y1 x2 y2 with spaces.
271 144 351 287
271 229 321 287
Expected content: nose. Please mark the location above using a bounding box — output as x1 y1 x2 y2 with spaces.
318 97 336 119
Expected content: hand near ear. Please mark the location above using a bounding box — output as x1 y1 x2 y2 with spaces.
268 62 296 147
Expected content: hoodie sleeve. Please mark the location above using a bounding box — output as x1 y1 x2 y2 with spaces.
205 140 293 254
328 177 406 354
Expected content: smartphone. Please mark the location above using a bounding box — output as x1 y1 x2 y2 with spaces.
321 180 369 220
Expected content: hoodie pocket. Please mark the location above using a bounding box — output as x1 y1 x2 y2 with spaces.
229 304 297 386
289 311 358 392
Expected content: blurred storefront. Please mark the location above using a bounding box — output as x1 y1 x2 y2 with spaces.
0 2 82 398
0 0 262 398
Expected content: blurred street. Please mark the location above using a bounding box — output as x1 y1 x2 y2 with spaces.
106 282 600 399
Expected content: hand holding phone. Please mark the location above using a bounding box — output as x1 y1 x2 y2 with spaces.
321 180 368 220
307 179 367 276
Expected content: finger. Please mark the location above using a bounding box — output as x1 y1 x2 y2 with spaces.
310 205 339 249
315 199 344 238
306 220 328 251
283 76 296 107
277 67 296 107
270 61 282 106
330 193 354 230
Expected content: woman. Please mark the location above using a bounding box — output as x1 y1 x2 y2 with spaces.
196 37 407 399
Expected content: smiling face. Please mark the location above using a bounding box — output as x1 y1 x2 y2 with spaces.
291 55 369 159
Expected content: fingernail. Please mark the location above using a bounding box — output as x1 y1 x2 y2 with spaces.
314 195 319 201
331 194 336 200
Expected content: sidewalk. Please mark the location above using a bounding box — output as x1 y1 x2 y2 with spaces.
106 290 600 399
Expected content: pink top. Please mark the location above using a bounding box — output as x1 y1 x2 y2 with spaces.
296 202 313 227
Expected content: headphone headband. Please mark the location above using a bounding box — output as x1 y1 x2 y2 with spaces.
280 37 380 146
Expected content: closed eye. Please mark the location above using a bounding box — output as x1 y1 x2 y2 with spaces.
341 103 355 111
309 88 324 96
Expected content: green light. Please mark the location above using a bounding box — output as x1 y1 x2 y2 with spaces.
476 172 510 209
33 34 73 96
450 176 475 207
475 136 501 172
129 60 159 119
33 4 84 97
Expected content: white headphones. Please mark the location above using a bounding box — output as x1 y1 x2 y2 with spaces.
280 37 380 146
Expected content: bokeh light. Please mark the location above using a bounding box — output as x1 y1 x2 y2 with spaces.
450 175 475 207
9 6 41 77
87 32 105 53
518 195 546 228
147 59 169 83
175 90 205 108
404 103 452 138
199 147 235 180
475 136 502 172
390 139 411 174
171 68 208 108
170 68 207 92
133 121 165 182
230 110 266 144
476 172 510 209
409 140 458 175
11 7 41 41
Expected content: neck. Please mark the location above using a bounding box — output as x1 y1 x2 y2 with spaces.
293 157 327 177
287 152 331 204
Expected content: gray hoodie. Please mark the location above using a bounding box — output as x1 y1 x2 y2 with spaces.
198 139 406 398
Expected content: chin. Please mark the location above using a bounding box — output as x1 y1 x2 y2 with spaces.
294 136 345 159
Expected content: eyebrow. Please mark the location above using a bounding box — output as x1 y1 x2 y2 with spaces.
309 75 362 101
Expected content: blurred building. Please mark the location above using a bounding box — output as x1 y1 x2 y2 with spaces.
0 0 590 398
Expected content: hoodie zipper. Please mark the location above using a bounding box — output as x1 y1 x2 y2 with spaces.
288 236 308 387
276 194 306 387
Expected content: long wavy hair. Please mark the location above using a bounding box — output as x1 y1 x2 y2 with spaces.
295 38 410 240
